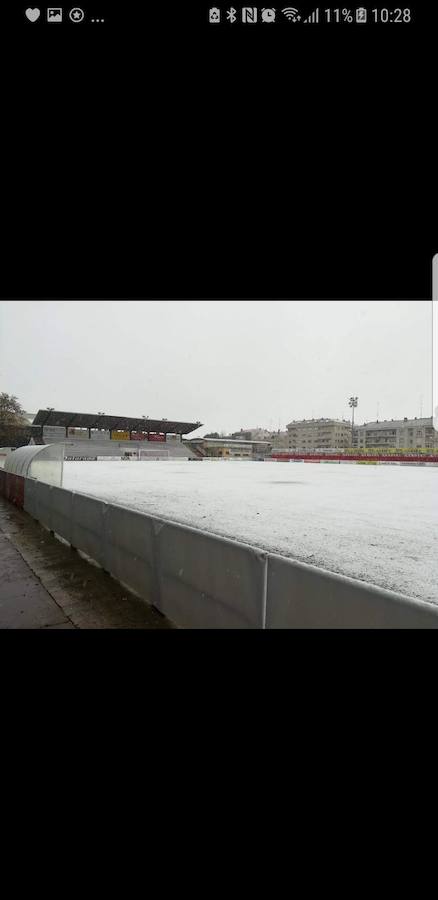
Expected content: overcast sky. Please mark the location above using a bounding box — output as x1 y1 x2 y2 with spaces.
0 300 433 436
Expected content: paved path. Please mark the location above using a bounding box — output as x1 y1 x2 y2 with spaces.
0 497 171 629
0 517 74 628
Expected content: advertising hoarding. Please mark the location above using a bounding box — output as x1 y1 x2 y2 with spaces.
67 427 89 439
43 425 66 440
90 429 110 441
111 431 130 441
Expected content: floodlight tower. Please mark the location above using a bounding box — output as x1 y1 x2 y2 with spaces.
348 396 358 447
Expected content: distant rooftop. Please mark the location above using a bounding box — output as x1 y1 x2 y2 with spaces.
287 418 351 427
358 417 434 429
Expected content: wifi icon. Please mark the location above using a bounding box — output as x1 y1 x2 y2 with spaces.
281 7 301 20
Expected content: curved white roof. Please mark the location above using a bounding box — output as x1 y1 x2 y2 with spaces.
3 445 48 477
4 444 64 486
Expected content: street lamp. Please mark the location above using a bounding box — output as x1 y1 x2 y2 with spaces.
348 396 358 447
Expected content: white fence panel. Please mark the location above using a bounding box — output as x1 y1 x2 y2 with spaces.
71 492 106 568
265 553 438 628
103 504 157 602
33 480 53 531
50 485 74 544
154 519 267 628
24 477 38 519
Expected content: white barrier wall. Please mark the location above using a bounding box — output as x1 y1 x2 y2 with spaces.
22 479 438 629
154 519 267 628
265 553 438 628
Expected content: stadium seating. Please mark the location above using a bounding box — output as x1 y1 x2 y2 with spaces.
63 440 197 460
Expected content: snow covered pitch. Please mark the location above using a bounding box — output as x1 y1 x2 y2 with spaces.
63 459 438 605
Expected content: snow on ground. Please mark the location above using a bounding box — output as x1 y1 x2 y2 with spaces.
63 459 438 604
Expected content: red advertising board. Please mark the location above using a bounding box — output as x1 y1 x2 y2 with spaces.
5 473 25 507
148 433 166 442
130 432 148 441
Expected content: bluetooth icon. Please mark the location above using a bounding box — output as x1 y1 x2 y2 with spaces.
226 7 237 22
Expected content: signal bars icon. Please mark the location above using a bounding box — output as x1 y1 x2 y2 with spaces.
303 8 319 23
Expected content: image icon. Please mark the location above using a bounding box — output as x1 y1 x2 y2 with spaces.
47 8 62 21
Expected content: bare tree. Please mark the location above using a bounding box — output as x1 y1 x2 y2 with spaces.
0 392 27 425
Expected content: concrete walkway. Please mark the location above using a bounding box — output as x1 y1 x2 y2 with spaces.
0 497 171 629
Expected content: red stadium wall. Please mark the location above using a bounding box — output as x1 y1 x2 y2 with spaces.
130 432 148 441
0 470 25 507
148 433 166 442
271 452 438 464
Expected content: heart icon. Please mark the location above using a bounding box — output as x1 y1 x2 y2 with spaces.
25 8 40 21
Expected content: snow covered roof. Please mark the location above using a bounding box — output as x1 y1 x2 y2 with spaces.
287 418 350 428
358 417 434 430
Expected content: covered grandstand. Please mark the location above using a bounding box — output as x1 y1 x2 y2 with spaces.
23 410 203 460
33 409 201 437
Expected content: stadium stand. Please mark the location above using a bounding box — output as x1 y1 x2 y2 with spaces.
33 409 201 436
26 410 202 460
63 440 197 460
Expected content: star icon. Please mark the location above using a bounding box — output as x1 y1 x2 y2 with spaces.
69 7 85 22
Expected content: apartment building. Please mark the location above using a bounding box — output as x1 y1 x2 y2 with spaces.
231 428 273 441
188 437 272 459
270 431 289 449
230 428 288 449
286 418 352 449
354 417 438 450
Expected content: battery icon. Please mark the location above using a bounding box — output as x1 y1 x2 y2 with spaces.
356 7 367 22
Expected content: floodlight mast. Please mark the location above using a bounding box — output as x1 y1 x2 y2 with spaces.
348 396 358 447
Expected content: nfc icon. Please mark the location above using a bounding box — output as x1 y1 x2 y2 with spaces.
242 7 258 22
